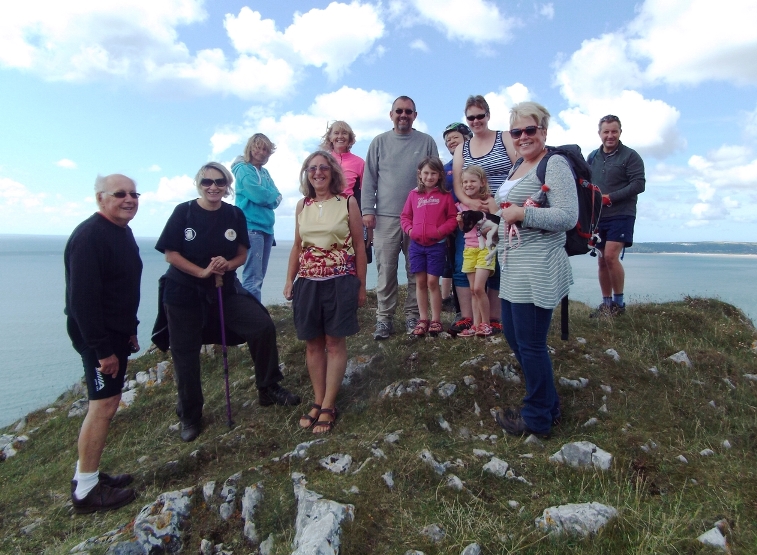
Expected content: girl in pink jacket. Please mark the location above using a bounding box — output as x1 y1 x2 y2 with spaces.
400 156 457 336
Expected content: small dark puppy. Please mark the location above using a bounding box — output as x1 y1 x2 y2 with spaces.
459 210 501 250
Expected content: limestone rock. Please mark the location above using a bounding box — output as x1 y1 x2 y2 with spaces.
437 382 457 399
700 448 715 457
460 355 485 367
508 500 520 509
203 481 216 505
219 472 242 521
582 418 599 428
473 402 481 416
524 434 545 449
291 473 355 555
697 527 728 551
437 415 452 432
722 439 732 449
743 373 757 382
676 455 688 464
420 523 445 543
382 471 394 489
482 457 509 477
461 543 481 555
379 379 429 399
559 377 589 389
68 399 88 418
535 502 617 537
446 474 464 491
722 377 736 390
371 447 387 459
117 389 137 412
241 482 264 544
473 449 493 458
319 453 353 474
668 350 692 367
605 349 620 362
384 431 402 444
259 533 274 555
576 337 587 345
549 441 612 471
463 375 476 386
419 449 447 475
598 404 608 414
342 354 376 385
132 488 194 553
13 418 26 433
276 439 327 461
600 385 612 394
648 366 659 376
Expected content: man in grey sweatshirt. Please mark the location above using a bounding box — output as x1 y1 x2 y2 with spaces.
362 96 439 339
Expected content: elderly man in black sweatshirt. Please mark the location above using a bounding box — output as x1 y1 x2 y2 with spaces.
64 174 142 513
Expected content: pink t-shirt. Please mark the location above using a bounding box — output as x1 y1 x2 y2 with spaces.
332 151 365 197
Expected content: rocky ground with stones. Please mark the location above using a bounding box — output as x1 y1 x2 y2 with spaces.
1 292 756 554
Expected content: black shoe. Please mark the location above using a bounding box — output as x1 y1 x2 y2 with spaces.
72 480 136 514
180 422 201 442
441 295 455 313
259 384 301 407
99 472 133 488
494 408 551 439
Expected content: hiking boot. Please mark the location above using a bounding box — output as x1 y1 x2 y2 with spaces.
610 302 626 316
259 384 301 407
373 320 394 340
405 317 419 335
489 319 503 334
180 422 201 442
589 303 613 318
99 472 134 488
448 317 473 337
72 480 136 514
494 408 551 439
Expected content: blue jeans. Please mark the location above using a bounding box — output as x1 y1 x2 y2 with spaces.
241 230 273 302
500 299 560 434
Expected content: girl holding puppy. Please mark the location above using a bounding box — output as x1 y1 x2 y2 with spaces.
456 165 499 337
400 156 458 336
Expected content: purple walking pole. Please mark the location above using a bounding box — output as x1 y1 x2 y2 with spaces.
215 274 234 428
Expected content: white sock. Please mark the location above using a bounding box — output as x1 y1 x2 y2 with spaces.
73 461 99 500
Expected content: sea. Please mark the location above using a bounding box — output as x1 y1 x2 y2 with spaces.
1 234 756 428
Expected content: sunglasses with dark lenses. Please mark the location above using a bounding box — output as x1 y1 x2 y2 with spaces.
307 164 331 174
466 113 487 122
200 178 228 188
509 125 544 139
104 191 140 199
394 108 415 115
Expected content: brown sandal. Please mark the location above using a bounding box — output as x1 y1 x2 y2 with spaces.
412 319 429 336
299 403 321 429
313 408 337 434
428 321 443 336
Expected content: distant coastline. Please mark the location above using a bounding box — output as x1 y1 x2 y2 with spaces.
626 242 757 255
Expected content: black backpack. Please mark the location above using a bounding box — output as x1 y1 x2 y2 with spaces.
512 144 604 339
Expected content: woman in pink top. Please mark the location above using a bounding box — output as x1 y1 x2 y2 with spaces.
320 121 365 199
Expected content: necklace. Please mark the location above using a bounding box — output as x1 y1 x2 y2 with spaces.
315 195 337 218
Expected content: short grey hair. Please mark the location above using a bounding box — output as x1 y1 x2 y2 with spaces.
194 162 235 198
94 175 108 193
509 101 551 130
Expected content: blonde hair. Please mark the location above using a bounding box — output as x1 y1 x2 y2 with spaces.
243 133 276 164
416 156 447 194
194 162 234 198
320 121 356 151
509 101 550 129
461 165 490 200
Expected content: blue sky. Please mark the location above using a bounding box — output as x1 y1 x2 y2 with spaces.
1 0 756 241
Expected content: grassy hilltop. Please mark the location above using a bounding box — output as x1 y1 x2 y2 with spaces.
1 289 756 554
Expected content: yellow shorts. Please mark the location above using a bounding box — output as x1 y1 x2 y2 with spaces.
461 247 495 274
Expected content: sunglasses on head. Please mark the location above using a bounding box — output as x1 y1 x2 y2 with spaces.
103 191 140 199
509 125 543 139
394 108 415 115
200 178 228 188
466 113 487 122
307 164 331 174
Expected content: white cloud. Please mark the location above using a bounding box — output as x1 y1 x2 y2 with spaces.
139 175 196 203
539 4 555 20
628 0 757 86
410 39 429 52
483 84 533 130
56 159 77 169
148 164 161 172
0 177 92 234
409 0 519 44
0 1 385 98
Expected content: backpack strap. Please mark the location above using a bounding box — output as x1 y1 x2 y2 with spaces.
587 149 599 167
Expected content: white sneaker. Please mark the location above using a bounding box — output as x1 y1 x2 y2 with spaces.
405 317 419 335
373 320 394 340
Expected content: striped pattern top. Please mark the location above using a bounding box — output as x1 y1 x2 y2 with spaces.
462 131 513 195
496 155 578 309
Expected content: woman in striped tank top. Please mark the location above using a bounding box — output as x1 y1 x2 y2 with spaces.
451 95 518 332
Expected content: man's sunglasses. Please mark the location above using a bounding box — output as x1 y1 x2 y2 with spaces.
509 126 544 139
103 191 140 199
394 108 415 115
466 113 487 122
200 178 228 188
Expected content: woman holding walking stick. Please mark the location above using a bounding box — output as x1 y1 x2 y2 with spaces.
284 151 367 434
155 162 300 443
